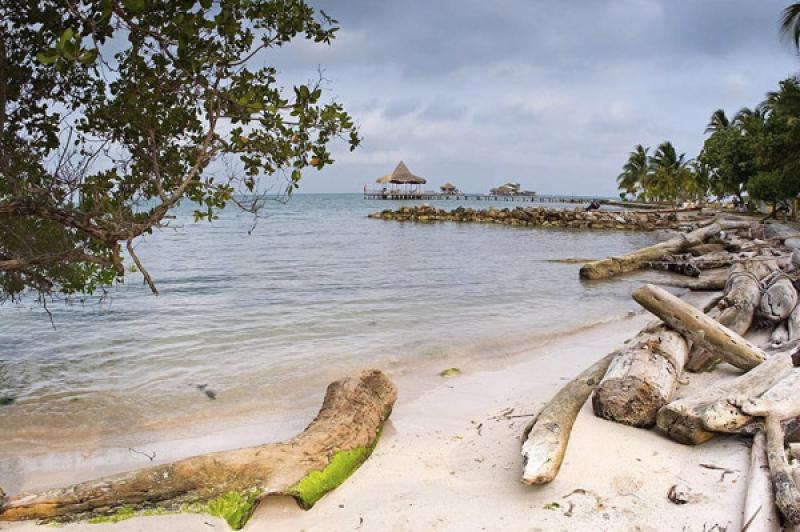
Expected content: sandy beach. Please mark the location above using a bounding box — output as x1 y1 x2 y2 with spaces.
1 291 754 531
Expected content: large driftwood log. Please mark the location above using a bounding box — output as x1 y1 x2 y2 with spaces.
759 272 799 323
521 353 614 485
592 325 688 427
579 223 722 280
701 369 800 435
657 269 729 291
0 370 397 527
742 431 782 532
655 352 797 445
765 416 800 524
633 283 766 371
686 260 778 372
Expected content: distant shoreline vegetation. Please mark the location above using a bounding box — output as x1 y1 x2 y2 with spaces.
616 3 800 211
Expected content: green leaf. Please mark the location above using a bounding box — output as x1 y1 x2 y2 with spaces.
36 49 59 65
79 49 99 65
58 28 74 50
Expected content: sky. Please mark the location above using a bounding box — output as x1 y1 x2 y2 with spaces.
267 0 800 196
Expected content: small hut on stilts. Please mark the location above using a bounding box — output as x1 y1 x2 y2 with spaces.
375 161 427 199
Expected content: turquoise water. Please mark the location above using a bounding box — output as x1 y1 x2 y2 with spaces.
0 194 658 452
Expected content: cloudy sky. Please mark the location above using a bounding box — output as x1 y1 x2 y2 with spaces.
269 0 799 196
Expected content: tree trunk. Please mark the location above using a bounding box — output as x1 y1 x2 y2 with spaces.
765 416 800 525
0 370 397 527
579 223 723 280
686 260 777 372
633 283 766 371
521 353 614 485
655 352 797 445
656 270 728 291
742 431 782 532
592 324 688 427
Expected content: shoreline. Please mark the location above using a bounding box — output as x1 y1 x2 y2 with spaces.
1 289 752 531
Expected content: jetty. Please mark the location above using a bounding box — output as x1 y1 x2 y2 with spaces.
363 190 607 203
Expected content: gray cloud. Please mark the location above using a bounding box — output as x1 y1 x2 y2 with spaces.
261 0 799 195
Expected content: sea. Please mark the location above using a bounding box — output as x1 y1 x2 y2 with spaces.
0 194 661 492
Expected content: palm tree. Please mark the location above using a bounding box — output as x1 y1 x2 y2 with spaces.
649 141 690 204
733 106 767 136
781 2 800 51
705 109 729 134
616 145 649 198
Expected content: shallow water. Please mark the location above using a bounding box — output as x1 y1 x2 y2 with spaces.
0 194 659 458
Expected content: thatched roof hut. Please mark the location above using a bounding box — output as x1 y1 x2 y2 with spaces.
440 182 458 193
376 161 427 185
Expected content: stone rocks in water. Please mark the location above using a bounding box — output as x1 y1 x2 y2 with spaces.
368 205 685 232
0 396 15 406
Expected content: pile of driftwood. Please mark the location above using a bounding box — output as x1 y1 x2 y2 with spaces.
524 217 800 531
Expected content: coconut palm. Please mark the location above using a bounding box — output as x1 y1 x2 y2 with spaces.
649 141 690 204
616 144 649 198
781 2 800 50
733 106 767 136
705 109 730 134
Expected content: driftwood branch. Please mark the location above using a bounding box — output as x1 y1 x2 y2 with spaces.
0 370 397 527
742 431 782 532
520 353 614 485
765 416 800 525
687 260 778 372
632 283 766 371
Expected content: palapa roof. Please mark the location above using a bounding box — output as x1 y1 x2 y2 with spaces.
375 161 427 185
440 182 457 191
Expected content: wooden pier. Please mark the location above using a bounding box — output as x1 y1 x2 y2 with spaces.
363 191 606 203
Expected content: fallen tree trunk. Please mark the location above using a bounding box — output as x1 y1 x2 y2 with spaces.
0 370 397 528
765 416 800 525
579 218 761 280
521 353 614 485
633 283 766 371
579 223 723 280
742 431 782 532
655 352 797 445
686 260 778 372
759 272 799 324
592 324 688 427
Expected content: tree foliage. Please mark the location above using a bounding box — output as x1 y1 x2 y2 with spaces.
0 0 360 302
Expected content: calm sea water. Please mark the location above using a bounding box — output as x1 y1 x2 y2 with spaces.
0 194 659 454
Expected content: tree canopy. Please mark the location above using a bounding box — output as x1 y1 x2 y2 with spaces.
0 0 359 302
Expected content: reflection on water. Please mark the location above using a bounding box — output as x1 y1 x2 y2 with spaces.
0 195 658 452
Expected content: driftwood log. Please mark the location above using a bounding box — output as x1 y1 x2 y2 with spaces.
633 283 766 371
686 260 778 372
655 352 797 445
656 269 728 291
742 431 782 532
759 272 799 323
0 370 397 527
765 416 800 525
521 353 614 485
592 324 688 427
579 222 722 280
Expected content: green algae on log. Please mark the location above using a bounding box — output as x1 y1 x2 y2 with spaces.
0 370 397 530
288 429 381 509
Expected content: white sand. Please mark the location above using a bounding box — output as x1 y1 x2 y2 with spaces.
1 303 753 532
